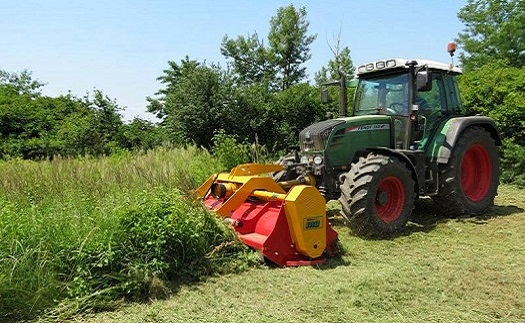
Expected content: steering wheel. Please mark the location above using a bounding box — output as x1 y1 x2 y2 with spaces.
387 102 405 114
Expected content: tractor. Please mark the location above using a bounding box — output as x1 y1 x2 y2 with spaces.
197 44 500 266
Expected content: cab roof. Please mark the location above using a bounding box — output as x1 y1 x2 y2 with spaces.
356 58 462 76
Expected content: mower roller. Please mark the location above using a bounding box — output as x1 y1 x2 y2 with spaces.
195 163 338 267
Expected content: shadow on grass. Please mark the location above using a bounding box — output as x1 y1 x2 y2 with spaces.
331 197 525 241
408 198 524 235
479 204 524 218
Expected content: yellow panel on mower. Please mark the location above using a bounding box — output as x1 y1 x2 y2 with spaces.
196 163 338 267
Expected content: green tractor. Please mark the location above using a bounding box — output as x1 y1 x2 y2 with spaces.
276 51 500 236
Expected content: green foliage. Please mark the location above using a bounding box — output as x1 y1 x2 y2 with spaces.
268 5 317 90
457 0 525 70
211 129 250 171
121 117 165 151
458 63 525 144
0 148 256 321
221 5 316 91
221 33 275 87
0 70 44 96
314 46 355 86
501 139 525 188
147 58 231 147
274 83 326 148
0 69 161 159
59 189 250 305
149 54 327 152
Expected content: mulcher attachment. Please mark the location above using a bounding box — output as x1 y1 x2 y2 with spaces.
195 164 338 267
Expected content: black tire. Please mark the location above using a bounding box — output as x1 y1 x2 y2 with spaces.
339 153 416 237
432 126 499 216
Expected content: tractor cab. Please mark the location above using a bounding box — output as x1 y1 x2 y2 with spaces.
353 58 463 150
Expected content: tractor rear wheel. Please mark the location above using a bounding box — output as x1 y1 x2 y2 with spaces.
432 126 499 216
339 153 415 237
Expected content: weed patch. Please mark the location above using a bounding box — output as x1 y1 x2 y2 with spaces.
0 148 258 322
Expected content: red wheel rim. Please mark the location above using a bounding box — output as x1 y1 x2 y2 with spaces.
375 176 405 223
461 144 492 202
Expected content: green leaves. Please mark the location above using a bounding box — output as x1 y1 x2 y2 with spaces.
268 5 317 91
315 46 355 86
221 33 275 87
221 5 316 91
501 139 525 188
459 63 525 143
59 188 251 306
457 0 525 70
0 70 44 97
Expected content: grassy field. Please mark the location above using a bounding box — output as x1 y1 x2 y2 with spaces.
1 149 523 322
68 185 525 323
0 148 257 322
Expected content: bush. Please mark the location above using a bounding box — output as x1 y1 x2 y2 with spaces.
0 148 258 321
501 140 525 188
56 189 254 314
211 129 250 170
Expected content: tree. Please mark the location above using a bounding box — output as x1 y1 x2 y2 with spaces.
85 90 125 154
147 57 232 146
0 70 44 97
221 5 316 91
314 45 355 86
458 63 525 144
456 0 525 70
268 5 317 90
121 118 164 151
220 33 275 86
273 83 325 148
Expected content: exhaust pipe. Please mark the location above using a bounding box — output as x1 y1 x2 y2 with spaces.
338 71 347 117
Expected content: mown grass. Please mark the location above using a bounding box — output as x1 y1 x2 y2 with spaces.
0 147 257 322
69 185 525 323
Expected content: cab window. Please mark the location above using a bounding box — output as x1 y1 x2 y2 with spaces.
354 73 409 116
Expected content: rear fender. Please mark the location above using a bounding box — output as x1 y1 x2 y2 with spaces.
427 116 501 164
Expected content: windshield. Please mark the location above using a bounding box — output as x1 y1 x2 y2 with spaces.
354 73 409 116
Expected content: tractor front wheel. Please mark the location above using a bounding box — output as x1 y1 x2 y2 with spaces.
272 154 298 182
339 153 415 237
432 126 499 216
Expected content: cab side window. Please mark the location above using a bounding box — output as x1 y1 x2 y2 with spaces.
417 73 446 133
443 75 464 114
418 73 445 116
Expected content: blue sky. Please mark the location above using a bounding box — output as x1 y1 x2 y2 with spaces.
1 1 466 121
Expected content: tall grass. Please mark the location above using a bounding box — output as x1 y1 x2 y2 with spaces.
0 147 256 321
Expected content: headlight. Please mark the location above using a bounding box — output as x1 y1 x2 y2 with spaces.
300 156 308 164
386 59 396 68
313 156 323 165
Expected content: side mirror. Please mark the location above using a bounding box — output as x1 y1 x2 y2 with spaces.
321 89 330 103
346 78 359 88
416 70 433 92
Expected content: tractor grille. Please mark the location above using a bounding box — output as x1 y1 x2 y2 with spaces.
299 119 345 151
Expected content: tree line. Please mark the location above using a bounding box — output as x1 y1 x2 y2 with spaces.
0 1 523 184
0 71 162 158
